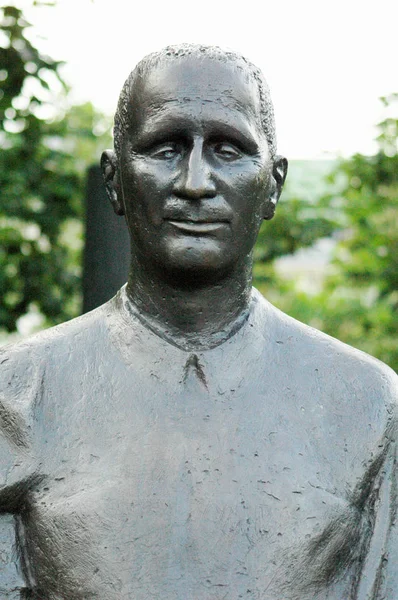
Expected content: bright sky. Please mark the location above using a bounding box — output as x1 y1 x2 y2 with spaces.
16 0 398 159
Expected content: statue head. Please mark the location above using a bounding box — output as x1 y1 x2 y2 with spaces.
101 44 287 285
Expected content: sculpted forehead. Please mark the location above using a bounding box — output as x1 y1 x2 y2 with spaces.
129 56 263 135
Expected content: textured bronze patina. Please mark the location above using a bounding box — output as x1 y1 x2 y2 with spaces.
1 45 397 599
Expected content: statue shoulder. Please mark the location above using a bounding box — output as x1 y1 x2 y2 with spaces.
0 302 111 508
299 315 396 404
0 302 110 434
255 300 398 476
1 301 109 369
258 296 398 425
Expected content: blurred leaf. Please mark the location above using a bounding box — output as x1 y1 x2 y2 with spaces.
256 95 398 372
0 4 112 334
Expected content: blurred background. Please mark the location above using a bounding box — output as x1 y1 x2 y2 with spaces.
0 0 397 371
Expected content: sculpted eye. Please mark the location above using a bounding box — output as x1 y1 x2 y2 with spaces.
213 142 242 161
150 144 180 160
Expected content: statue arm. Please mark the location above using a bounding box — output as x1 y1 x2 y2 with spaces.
365 439 398 599
355 370 398 599
0 342 43 596
0 514 27 598
0 341 42 507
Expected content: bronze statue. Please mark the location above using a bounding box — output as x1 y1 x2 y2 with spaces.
1 45 397 599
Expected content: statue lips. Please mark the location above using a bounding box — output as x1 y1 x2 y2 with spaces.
163 202 233 235
166 219 230 234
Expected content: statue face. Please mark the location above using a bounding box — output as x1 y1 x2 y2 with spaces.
117 57 281 282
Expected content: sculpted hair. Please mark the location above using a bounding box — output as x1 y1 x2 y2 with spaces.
113 44 277 161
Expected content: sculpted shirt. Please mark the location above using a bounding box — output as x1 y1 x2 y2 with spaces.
0 287 397 599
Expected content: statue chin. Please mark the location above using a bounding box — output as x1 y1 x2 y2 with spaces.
138 235 242 284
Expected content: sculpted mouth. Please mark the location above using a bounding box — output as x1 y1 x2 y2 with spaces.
166 219 229 233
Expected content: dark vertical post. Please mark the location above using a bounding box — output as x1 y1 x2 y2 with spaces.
82 165 130 313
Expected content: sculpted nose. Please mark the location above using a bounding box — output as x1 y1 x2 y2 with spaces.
174 142 216 199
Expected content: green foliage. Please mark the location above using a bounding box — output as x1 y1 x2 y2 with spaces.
0 4 111 333
0 4 63 131
319 95 398 370
259 95 398 372
253 159 337 288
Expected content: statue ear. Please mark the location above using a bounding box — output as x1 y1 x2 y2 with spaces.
263 155 288 220
100 150 125 216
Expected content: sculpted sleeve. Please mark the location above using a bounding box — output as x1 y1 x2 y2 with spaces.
0 340 42 595
0 514 26 598
355 369 398 599
376 440 398 598
0 341 41 508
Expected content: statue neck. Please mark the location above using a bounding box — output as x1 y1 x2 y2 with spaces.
126 259 253 351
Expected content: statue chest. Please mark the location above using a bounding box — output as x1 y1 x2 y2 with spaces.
23 374 357 599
